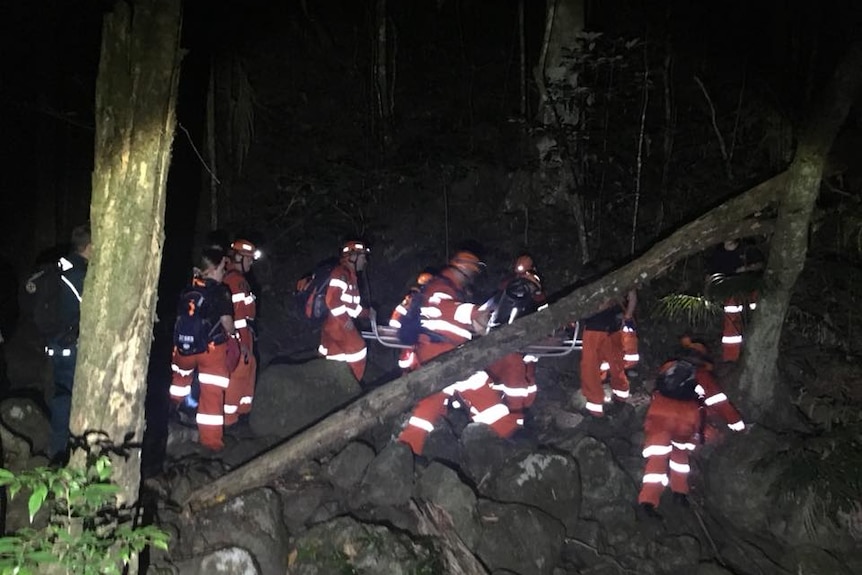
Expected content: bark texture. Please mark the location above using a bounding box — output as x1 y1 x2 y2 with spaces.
185 172 785 510
71 0 184 506
741 41 862 416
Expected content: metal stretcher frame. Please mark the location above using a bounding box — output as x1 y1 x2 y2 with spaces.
361 309 583 358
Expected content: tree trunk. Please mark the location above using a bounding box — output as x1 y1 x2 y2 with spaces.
534 0 590 264
740 41 862 417
185 172 785 510
70 0 184 507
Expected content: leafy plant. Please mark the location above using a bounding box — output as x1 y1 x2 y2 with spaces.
654 293 721 327
0 456 169 575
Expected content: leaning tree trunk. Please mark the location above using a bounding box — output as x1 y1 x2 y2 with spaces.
70 0 184 507
740 41 862 418
186 172 786 510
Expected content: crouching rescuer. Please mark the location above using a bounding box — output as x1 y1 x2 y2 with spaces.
638 337 745 517
170 248 237 451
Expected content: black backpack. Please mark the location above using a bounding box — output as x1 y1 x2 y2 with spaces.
173 281 222 355
22 261 68 340
295 259 338 323
488 277 540 329
654 359 700 401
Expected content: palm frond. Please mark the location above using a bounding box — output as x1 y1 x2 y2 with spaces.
654 293 721 327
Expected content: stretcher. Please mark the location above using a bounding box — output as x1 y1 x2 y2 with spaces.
360 309 582 358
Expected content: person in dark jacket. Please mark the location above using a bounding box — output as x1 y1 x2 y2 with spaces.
46 223 92 465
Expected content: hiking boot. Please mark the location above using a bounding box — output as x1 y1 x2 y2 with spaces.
639 502 662 520
672 492 690 507
605 399 627 416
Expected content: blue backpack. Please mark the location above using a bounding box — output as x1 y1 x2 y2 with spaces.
174 281 221 355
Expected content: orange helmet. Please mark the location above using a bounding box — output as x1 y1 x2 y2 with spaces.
341 240 370 256
449 250 485 277
680 335 714 368
514 254 535 274
231 239 261 260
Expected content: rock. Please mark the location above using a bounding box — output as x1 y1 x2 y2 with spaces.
483 450 581 533
0 397 50 455
175 547 260 575
416 461 482 548
250 360 361 439
172 488 288 575
325 440 376 491
355 441 414 508
475 499 565 575
566 436 638 523
289 515 439 575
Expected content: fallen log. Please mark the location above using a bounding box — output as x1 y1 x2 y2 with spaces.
185 171 785 511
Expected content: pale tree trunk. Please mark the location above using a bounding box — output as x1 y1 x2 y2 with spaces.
741 41 862 418
374 0 392 149
70 0 184 507
534 0 590 264
186 172 786 510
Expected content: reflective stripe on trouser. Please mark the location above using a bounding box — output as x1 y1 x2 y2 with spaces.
722 293 757 361
170 346 230 450
580 329 629 416
638 410 698 508
320 316 367 381
620 328 639 369
399 378 521 455
225 340 257 424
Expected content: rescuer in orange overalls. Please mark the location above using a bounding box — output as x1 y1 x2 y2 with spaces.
484 254 547 423
319 240 370 382
398 250 520 456
170 248 237 451
638 337 745 518
223 238 260 425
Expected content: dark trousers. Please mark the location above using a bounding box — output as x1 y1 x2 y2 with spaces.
49 344 78 460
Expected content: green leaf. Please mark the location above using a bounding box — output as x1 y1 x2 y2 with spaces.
0 469 14 485
27 484 48 523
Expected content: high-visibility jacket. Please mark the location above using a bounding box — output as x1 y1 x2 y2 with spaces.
319 261 367 381
638 364 744 508
413 268 481 366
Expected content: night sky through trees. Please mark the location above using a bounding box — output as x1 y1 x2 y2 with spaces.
0 0 860 347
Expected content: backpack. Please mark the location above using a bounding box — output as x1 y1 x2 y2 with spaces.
396 286 428 345
654 359 700 401
173 281 222 355
22 261 68 340
488 277 540 329
294 259 338 323
397 275 460 345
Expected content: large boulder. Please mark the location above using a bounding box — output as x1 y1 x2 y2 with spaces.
166 487 289 575
0 397 50 456
567 436 638 524
482 449 581 533
416 461 482 548
474 499 565 575
288 515 440 575
250 360 361 438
